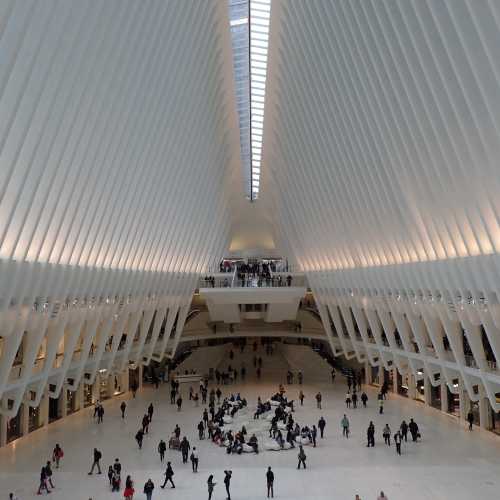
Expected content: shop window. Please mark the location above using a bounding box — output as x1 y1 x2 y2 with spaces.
6 400 22 443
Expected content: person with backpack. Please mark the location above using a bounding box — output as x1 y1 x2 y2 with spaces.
367 422 375 447
97 404 104 423
297 445 306 469
52 444 63 468
318 416 326 438
158 439 167 462
266 466 274 498
345 392 351 408
88 447 102 474
44 461 55 489
177 395 183 411
341 414 350 438
190 447 199 472
160 462 175 489
144 478 154 500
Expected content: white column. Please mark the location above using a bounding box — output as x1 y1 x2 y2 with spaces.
0 414 7 447
138 365 144 390
59 387 68 418
424 376 432 406
364 361 372 385
21 401 29 437
479 386 492 430
459 380 469 421
92 374 100 404
440 380 448 412
407 374 417 399
392 367 399 394
76 382 84 412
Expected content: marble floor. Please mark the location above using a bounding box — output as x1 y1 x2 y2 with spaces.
1 371 500 500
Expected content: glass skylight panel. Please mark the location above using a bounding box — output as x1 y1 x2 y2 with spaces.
229 0 270 200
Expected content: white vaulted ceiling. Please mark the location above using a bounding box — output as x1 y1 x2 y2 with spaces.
2 0 500 415
259 0 500 409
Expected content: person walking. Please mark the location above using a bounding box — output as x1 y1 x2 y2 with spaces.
161 462 175 489
361 392 368 408
311 425 317 447
299 390 305 406
158 439 167 462
190 447 199 472
377 491 388 500
108 465 114 486
203 408 209 428
345 392 351 409
318 416 326 438
266 466 274 498
216 388 222 404
351 392 358 409
97 404 104 424
177 395 183 411
142 414 150 434
124 475 134 499
383 424 391 446
224 470 232 500
297 445 306 469
37 465 51 495
408 419 419 442
120 401 127 419
131 380 138 398
198 420 205 440
207 475 217 500
88 447 102 475
144 478 154 500
341 414 350 438
148 403 154 422
367 421 375 447
315 392 322 409
180 436 191 464
136 429 144 449
298 371 303 385
400 420 408 442
378 398 384 415
467 410 474 431
394 430 402 455
52 444 63 468
45 461 55 489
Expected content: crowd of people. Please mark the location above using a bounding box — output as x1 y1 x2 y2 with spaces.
19 342 433 500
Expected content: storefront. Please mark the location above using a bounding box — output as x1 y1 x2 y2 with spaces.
28 405 42 432
49 395 62 423
83 384 94 407
129 366 140 390
66 389 77 415
99 371 110 400
398 373 410 398
6 403 22 443
447 386 460 416
429 384 441 410
371 366 380 386
416 379 425 403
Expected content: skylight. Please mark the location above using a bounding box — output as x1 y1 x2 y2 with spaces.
229 0 271 201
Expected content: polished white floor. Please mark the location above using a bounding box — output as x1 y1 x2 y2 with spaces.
2 367 500 499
